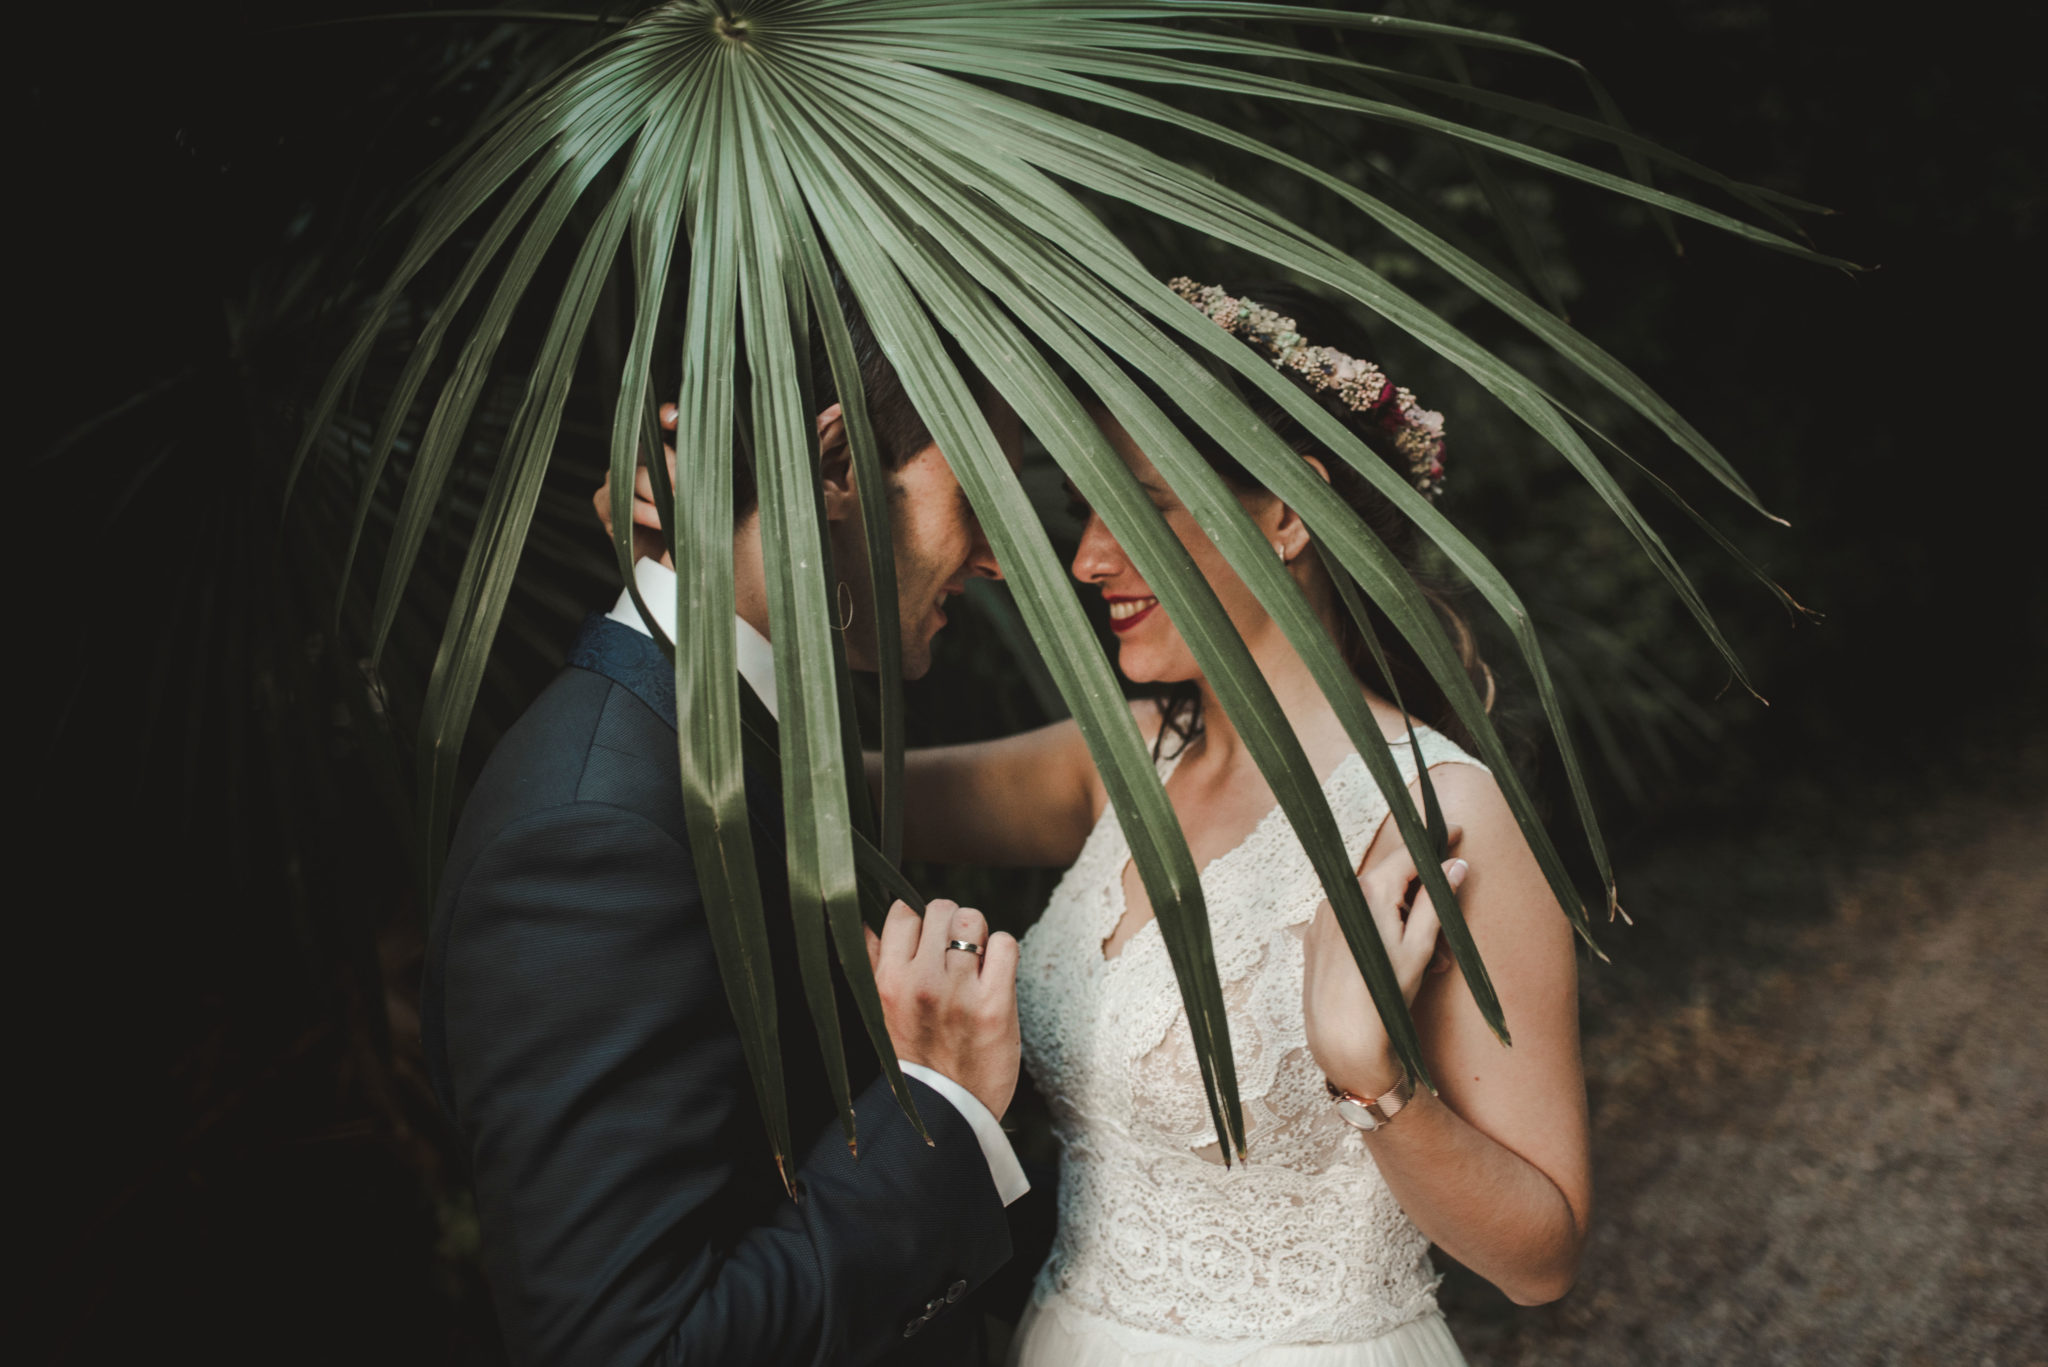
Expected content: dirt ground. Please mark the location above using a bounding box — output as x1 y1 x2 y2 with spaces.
1443 769 2048 1365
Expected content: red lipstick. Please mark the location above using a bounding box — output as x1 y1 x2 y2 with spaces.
1105 593 1160 635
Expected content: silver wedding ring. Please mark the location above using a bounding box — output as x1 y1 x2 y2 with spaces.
945 939 985 957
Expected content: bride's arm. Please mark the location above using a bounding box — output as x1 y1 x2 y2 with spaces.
1301 763 1591 1307
874 698 1159 867
873 722 1095 867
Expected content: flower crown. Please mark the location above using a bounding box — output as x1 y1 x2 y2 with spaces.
1169 278 1447 501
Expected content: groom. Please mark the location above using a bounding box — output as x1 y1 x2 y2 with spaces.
421 299 1031 1365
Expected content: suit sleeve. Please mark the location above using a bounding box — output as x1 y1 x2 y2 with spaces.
440 800 1011 1367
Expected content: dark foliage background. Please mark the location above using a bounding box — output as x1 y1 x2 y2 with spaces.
17 2 2043 1362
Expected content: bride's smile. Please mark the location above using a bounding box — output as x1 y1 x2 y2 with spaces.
1104 594 1159 632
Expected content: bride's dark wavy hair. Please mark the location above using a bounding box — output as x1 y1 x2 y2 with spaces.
1100 281 1498 763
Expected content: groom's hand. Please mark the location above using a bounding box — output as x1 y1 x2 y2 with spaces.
866 899 1021 1120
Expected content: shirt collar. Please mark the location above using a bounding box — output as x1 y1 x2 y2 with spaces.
607 556 778 719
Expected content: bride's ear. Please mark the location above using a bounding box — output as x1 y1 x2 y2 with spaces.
1272 455 1332 565
816 402 856 521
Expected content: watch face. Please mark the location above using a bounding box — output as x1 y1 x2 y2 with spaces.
1335 1097 1382 1131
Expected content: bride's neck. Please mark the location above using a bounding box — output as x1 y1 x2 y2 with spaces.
1187 618 1348 774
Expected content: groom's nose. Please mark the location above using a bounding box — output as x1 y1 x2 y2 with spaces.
964 517 1003 582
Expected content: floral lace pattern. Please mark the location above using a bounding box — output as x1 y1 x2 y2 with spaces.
1017 729 1486 1353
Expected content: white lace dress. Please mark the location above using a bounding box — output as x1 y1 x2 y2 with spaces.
1010 730 1484 1367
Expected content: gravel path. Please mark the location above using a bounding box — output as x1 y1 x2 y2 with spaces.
1446 789 2048 1365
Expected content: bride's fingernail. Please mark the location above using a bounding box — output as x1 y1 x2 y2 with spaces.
1446 858 1468 886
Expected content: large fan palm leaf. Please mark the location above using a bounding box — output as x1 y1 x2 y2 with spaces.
297 0 1833 1175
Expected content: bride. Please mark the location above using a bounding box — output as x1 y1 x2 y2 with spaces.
609 279 1590 1364
900 282 1588 1367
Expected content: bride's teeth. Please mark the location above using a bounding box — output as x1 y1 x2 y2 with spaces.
1108 597 1157 621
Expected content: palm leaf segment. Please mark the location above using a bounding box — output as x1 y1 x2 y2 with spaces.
296 0 1833 1173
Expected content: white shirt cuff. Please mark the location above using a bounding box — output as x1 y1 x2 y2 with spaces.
897 1062 1031 1207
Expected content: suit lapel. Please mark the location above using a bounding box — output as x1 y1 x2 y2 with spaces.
564 614 881 1112
567 614 786 843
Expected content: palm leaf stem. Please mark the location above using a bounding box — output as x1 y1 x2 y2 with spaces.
607 60 712 636
734 58 930 1149
735 172 860 1157
781 177 910 867
415 112 651 890
669 55 797 1191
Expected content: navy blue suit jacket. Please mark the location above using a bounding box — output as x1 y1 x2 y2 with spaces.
422 618 1011 1366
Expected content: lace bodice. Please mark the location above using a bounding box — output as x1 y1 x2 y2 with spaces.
1016 728 1486 1358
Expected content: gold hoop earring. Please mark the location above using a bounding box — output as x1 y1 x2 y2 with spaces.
834 579 855 631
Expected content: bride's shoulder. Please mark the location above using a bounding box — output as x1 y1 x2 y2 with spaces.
1359 735 1510 863
1361 752 1566 940
1405 721 1489 776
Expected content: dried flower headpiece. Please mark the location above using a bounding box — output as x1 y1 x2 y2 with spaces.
1168 278 1447 501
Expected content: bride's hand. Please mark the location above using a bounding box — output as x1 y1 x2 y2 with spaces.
1302 827 1467 1099
592 402 680 563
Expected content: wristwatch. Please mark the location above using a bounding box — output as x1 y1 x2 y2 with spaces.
1325 1074 1416 1131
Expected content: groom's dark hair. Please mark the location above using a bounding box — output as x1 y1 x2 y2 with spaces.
728 266 995 524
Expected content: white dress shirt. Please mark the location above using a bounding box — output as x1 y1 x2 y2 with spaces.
609 555 1029 1206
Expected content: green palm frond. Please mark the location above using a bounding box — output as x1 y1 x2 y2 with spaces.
296 0 1831 1171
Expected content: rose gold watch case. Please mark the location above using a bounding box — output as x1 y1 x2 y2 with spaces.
1326 1075 1415 1131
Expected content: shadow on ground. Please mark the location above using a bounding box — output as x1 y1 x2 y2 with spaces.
1441 737 2047 1365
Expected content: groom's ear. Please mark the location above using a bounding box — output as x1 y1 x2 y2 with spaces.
816 402 858 522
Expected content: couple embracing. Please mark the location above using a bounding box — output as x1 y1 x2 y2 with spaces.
422 279 1591 1367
